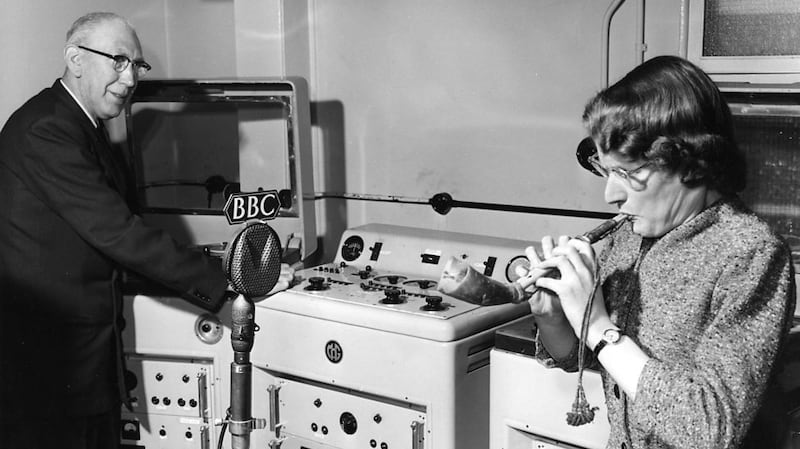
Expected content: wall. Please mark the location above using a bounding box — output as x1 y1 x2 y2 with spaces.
0 0 684 264
306 0 684 261
0 0 290 121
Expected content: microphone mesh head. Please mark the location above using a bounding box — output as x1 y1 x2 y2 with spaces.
223 222 283 297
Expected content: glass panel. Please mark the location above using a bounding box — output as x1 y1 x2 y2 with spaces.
127 101 287 213
703 0 800 57
734 110 800 263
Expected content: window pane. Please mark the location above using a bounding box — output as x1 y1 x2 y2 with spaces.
128 102 243 211
734 109 800 263
703 0 800 57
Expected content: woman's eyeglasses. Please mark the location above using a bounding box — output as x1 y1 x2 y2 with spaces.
78 45 151 77
575 137 656 191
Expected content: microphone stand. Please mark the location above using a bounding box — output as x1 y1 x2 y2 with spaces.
229 294 264 449
222 220 282 448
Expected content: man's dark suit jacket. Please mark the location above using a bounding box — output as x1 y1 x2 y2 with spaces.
0 80 229 417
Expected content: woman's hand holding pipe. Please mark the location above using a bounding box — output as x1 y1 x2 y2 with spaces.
515 214 628 294
520 241 565 321
518 237 578 360
526 236 611 340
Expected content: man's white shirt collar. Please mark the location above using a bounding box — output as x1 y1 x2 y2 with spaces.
59 79 98 128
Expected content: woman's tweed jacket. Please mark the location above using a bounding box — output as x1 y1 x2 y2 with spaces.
535 197 796 449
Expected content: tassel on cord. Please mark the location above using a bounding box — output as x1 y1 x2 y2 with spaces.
566 272 602 427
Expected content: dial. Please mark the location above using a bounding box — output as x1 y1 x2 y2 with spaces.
340 235 364 262
373 274 408 285
404 279 437 289
505 255 530 283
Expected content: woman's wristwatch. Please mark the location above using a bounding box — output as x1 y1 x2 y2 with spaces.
592 328 622 358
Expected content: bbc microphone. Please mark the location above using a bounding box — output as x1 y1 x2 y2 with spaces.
222 221 283 449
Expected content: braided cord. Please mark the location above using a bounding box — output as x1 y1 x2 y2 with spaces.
566 266 602 426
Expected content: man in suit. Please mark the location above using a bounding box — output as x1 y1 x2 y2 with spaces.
0 12 292 448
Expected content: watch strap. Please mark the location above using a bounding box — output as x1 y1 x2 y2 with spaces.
593 328 622 358
592 339 608 359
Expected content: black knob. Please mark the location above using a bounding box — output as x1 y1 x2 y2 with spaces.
387 275 399 284
382 289 404 304
305 276 329 291
421 295 446 311
340 412 358 435
309 276 325 287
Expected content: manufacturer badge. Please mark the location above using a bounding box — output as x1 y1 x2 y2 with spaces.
325 340 343 363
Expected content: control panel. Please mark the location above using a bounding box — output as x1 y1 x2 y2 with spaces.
267 377 426 449
121 356 215 449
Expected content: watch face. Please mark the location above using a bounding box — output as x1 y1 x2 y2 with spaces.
603 328 622 344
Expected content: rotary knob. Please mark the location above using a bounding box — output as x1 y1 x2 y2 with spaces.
381 288 404 304
421 295 446 311
305 276 329 291
340 412 358 435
